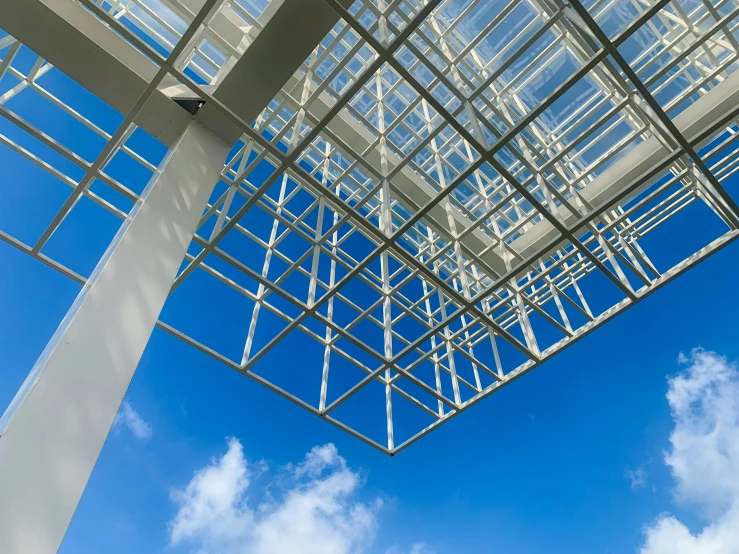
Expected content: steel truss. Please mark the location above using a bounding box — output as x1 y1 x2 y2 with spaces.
1 0 739 454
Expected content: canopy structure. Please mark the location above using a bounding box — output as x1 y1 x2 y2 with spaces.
0 0 738 549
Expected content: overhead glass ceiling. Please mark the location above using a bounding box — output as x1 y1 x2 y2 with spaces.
1 0 738 453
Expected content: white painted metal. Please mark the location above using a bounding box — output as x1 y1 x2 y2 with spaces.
0 121 228 554
0 0 352 145
0 0 191 146
199 0 354 136
2 0 739 464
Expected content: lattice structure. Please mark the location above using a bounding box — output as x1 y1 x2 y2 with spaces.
101 0 276 83
1 0 739 454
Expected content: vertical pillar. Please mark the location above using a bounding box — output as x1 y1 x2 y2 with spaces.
0 121 228 554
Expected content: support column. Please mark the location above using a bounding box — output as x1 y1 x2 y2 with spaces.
0 120 228 554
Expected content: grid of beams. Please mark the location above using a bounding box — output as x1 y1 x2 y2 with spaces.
1 0 739 454
88 0 273 85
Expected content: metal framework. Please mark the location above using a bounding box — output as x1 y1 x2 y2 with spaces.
2 0 739 458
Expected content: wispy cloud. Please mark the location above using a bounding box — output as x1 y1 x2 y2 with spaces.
626 466 647 490
169 440 389 554
386 543 435 554
639 349 739 553
114 401 152 440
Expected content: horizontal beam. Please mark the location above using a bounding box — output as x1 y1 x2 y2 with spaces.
0 0 191 146
198 0 353 140
158 0 253 58
0 0 352 146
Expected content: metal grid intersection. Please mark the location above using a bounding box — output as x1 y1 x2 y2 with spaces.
92 0 280 85
1 0 739 453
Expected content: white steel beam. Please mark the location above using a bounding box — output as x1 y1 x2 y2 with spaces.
198 0 353 137
158 0 251 57
0 121 228 554
0 0 352 146
0 0 192 146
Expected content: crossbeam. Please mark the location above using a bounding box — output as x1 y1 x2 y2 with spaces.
0 0 191 145
0 0 352 146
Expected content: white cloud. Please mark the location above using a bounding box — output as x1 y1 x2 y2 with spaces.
114 401 152 440
626 467 647 490
169 440 382 554
386 543 434 554
640 349 739 554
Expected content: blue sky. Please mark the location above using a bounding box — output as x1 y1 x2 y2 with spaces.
3 14 739 553
3 206 739 553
